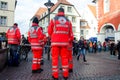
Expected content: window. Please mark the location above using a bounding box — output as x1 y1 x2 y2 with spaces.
0 1 8 10
104 0 110 13
86 30 88 35
91 20 93 24
80 22 87 26
60 6 64 9
72 17 76 23
42 19 45 24
80 30 84 35
67 7 72 12
0 16 7 26
72 26 76 32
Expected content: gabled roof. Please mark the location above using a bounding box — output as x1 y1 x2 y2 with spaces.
88 5 96 18
34 0 74 20
50 0 73 12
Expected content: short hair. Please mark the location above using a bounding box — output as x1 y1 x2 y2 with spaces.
58 7 64 13
32 17 39 24
14 23 18 26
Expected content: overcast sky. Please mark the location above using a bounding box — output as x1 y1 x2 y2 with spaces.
15 0 93 34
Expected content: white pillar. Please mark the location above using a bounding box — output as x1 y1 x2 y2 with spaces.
115 31 120 43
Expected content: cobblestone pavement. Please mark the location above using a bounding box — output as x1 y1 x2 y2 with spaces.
0 51 120 80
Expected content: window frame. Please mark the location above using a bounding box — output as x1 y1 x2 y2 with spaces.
80 30 84 35
67 6 72 12
104 0 110 13
0 1 8 10
0 16 7 26
72 16 76 23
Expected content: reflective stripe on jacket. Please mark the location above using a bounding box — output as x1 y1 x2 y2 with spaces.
28 24 44 50
6 27 21 44
48 12 74 46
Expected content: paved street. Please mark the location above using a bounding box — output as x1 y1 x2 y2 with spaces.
0 51 120 80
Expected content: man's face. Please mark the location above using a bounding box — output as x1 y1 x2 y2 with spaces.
13 24 17 27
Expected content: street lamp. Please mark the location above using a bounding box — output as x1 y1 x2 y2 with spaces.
44 0 54 60
44 0 54 24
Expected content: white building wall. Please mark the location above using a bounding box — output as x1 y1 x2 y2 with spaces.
82 6 98 39
0 0 16 33
97 33 105 43
115 31 120 43
75 17 80 40
115 24 120 43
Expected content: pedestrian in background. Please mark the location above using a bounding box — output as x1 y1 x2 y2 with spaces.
48 7 73 80
93 41 97 53
73 37 78 56
89 41 93 53
117 40 120 60
77 36 87 62
6 23 21 66
21 34 27 45
103 41 106 51
97 41 102 53
28 17 44 73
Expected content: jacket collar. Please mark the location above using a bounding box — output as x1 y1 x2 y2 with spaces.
32 23 38 26
56 12 65 16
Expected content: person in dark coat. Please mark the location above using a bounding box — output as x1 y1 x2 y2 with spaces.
117 40 120 60
110 41 116 56
77 36 87 62
73 37 78 56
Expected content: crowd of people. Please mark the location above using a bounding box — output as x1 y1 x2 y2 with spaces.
73 37 120 60
4 7 120 80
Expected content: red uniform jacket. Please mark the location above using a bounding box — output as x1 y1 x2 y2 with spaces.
6 26 21 45
28 23 44 50
48 12 73 46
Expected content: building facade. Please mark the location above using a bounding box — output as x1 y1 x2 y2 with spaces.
80 19 90 39
82 5 98 40
0 0 17 33
93 0 120 43
33 0 81 40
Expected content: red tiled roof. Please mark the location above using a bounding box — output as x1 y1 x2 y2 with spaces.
88 5 96 18
34 7 47 19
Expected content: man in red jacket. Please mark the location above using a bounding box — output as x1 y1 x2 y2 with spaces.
28 17 44 73
48 7 73 80
6 23 21 66
40 27 47 65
